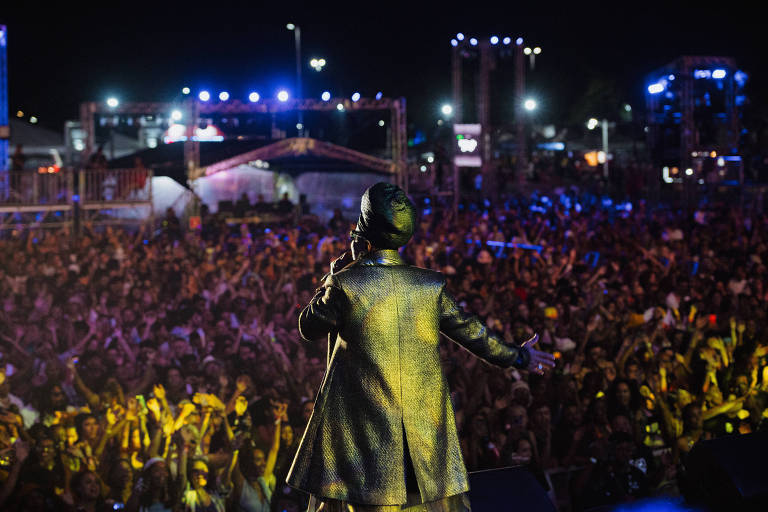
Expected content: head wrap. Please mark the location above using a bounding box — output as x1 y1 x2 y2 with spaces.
354 182 416 249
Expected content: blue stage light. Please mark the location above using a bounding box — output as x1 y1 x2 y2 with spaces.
712 68 726 79
735 70 748 87
199 90 210 101
321 91 331 101
490 36 499 45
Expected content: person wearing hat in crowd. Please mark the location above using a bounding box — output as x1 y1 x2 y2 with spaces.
287 182 555 512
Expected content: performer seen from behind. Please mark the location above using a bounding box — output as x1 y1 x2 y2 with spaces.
287 182 555 511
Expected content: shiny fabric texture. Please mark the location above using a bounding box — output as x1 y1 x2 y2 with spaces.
288 249 525 506
308 492 471 511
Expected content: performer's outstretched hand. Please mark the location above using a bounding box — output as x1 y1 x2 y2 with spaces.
520 334 556 375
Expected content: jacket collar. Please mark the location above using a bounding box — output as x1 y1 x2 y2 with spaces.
358 249 405 266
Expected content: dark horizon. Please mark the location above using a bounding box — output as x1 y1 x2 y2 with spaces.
2 2 764 133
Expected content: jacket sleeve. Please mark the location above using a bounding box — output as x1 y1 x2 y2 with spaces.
298 274 348 342
438 284 530 369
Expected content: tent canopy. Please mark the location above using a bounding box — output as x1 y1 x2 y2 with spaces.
110 137 394 187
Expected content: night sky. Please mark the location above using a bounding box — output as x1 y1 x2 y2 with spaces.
2 2 764 132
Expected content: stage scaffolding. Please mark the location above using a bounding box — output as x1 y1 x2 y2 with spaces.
79 96 408 193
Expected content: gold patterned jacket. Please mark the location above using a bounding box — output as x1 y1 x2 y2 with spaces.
286 249 527 505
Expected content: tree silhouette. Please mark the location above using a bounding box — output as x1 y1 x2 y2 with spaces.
568 72 624 126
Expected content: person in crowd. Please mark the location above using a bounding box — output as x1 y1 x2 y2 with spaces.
10 144 26 172
327 208 347 233
276 193 294 215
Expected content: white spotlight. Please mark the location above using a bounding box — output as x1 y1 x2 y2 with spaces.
277 90 289 102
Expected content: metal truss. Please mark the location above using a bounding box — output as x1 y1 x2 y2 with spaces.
80 96 408 192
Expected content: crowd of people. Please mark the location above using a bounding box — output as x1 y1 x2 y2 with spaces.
1 187 767 511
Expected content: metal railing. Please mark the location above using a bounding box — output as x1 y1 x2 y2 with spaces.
0 170 73 207
0 168 152 208
78 168 152 204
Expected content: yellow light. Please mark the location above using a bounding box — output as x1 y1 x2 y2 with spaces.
16 110 23 118
584 151 599 167
524 47 532 55
725 422 733 433
737 409 750 420
710 151 717 158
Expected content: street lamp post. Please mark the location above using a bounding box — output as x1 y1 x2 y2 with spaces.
523 46 542 70
106 97 119 160
287 23 303 136
601 118 609 179
588 117 611 179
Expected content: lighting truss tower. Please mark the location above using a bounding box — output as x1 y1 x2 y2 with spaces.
514 39 526 183
645 56 746 209
450 34 525 202
0 26 8 175
477 41 494 196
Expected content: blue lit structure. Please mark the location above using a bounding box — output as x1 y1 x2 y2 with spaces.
0 25 8 174
645 56 746 186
